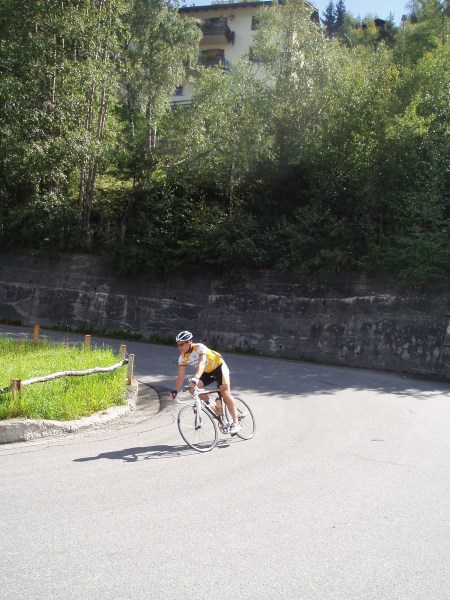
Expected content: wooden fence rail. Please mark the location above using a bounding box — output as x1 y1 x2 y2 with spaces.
19 360 128 387
0 357 134 396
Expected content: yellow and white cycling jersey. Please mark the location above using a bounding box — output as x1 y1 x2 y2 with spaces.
178 343 223 373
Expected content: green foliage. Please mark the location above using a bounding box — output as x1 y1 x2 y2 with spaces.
0 0 448 287
181 209 269 271
384 227 450 286
396 0 450 65
0 192 86 251
0 0 200 234
158 61 270 194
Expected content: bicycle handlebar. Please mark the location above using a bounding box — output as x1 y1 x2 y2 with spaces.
174 385 215 402
184 385 219 394
174 385 220 407
172 385 200 404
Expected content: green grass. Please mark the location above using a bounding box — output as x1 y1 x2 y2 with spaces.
0 337 128 421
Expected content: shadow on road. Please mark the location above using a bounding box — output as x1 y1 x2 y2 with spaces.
227 353 449 402
2 324 447 404
73 440 232 462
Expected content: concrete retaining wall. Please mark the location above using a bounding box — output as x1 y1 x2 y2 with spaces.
0 252 449 378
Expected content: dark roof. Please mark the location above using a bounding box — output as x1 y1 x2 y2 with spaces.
179 1 317 15
180 1 269 13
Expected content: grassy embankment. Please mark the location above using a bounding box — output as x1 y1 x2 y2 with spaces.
0 338 128 421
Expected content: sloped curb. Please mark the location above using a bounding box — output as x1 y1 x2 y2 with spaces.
0 379 139 444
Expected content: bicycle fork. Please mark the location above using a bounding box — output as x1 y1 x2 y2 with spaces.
194 399 203 430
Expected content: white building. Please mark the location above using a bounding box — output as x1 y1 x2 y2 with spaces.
170 1 318 106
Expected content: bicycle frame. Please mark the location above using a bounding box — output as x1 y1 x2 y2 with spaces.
181 386 230 433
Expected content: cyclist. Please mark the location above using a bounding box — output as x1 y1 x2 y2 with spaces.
171 330 242 436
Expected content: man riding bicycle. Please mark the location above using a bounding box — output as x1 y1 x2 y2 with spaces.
171 331 242 436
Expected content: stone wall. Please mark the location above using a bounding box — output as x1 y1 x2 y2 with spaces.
0 252 449 378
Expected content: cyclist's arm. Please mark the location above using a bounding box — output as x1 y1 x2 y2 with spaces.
174 365 186 393
192 355 207 381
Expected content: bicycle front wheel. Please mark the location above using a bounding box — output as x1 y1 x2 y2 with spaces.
178 405 218 452
226 396 256 440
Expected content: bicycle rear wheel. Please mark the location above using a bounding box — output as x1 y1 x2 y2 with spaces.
226 396 256 440
178 405 218 452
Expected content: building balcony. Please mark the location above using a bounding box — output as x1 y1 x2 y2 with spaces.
197 48 230 69
170 98 193 108
199 17 234 46
197 48 225 67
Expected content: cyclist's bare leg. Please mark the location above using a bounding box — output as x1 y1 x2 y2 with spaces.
219 384 238 423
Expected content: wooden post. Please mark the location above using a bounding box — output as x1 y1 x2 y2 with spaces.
33 324 40 344
11 379 22 399
119 344 126 359
127 354 134 385
84 335 91 351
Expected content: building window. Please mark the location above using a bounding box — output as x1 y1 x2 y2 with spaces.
174 86 184 96
251 16 259 30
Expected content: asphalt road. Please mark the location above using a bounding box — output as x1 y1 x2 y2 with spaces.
1 326 449 600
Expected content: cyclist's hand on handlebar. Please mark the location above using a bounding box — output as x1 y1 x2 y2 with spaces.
189 377 199 388
171 390 186 404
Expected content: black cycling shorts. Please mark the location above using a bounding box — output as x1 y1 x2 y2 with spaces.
199 362 230 388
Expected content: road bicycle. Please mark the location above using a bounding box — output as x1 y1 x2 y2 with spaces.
176 386 256 453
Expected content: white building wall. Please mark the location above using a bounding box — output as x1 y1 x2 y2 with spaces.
170 2 267 105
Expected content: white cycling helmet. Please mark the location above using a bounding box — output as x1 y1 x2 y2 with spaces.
175 330 193 342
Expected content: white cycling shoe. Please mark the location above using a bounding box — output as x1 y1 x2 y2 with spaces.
229 422 242 436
